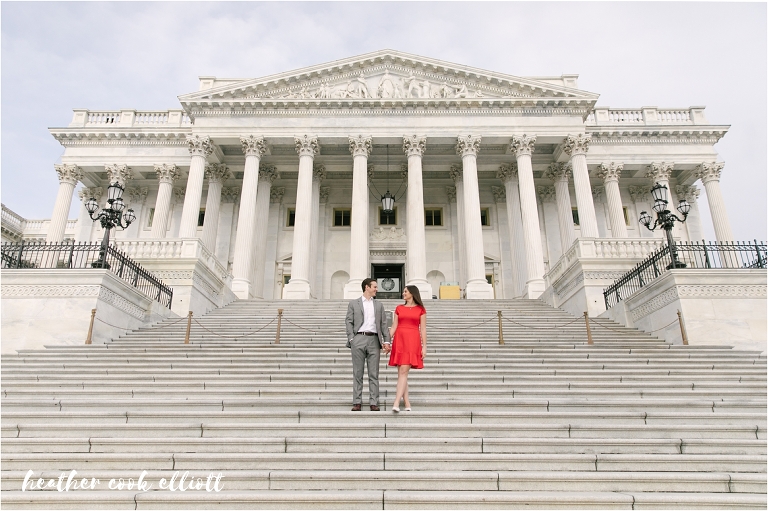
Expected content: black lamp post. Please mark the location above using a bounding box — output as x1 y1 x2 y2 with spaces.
85 182 136 269
638 183 691 269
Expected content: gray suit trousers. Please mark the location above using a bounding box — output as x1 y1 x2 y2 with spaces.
350 333 381 406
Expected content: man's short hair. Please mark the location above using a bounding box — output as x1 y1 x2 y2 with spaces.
361 278 376 292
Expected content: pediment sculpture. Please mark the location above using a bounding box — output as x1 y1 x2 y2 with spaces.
370 226 406 241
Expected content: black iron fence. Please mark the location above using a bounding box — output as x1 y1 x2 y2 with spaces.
1 241 173 308
604 240 767 309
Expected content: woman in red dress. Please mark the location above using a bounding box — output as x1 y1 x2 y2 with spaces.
388 285 427 412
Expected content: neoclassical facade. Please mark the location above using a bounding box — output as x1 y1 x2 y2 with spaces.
33 50 733 309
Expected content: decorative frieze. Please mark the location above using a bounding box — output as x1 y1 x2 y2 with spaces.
187 134 214 157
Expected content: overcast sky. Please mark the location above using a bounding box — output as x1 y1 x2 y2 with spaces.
2 1 765 242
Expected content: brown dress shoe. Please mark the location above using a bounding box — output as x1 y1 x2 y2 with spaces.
370 405 380 411
351 404 362 411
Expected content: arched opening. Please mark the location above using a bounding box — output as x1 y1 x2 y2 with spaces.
427 270 446 299
330 270 349 299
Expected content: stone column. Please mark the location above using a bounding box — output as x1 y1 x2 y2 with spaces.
283 135 319 299
497 163 527 298
231 135 267 299
562 134 599 238
694 162 733 242
75 186 103 243
449 164 467 290
676 185 703 242
201 163 232 252
218 187 240 266
544 162 576 251
152 164 180 238
597 162 627 238
509 135 545 298
179 135 213 238
446 185 462 286
317 186 330 298
492 185 512 299
310 164 326 296
123 187 148 239
645 162 681 238
264 187 285 299
250 165 279 298
402 135 432 299
457 135 494 299
47 164 84 243
344 135 373 298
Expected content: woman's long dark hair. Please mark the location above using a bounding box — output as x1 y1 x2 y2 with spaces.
404 285 425 308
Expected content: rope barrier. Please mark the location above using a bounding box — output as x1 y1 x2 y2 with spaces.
191 317 277 339
501 313 583 330
648 317 683 334
586 318 630 335
280 317 347 335
427 317 497 330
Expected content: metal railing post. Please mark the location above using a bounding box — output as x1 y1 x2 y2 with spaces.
677 309 689 346
184 311 192 344
85 309 96 345
584 312 593 345
497 311 504 345
275 309 283 344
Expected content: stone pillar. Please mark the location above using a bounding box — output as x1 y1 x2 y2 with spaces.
497 164 527 298
47 164 84 243
544 162 576 252
317 186 330 298
492 185 512 299
509 135 545 298
694 162 733 242
645 162 681 238
250 165 278 298
449 164 467 290
201 163 232 252
309 164 325 296
402 135 432 299
152 164 181 238
283 135 319 299
218 187 240 267
446 185 462 286
232 135 267 299
562 134 599 238
264 187 285 299
179 135 213 238
123 186 148 239
75 186 103 243
344 135 373 299
676 185 703 242
456 135 494 299
597 162 627 238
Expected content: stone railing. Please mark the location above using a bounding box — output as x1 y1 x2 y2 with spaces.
546 238 666 286
1 204 25 236
70 109 193 128
116 238 229 283
13 219 77 237
586 106 706 126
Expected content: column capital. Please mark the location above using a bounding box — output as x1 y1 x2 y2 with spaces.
295 135 319 157
187 134 214 157
349 135 373 157
509 135 537 157
125 186 148 207
449 163 463 183
562 134 591 156
676 184 701 204
221 187 240 204
496 163 518 183
78 186 103 203
172 187 186 205
367 164 375 179
694 162 724 184
154 164 181 184
259 164 279 183
313 163 326 182
628 185 649 204
403 135 427 157
537 186 556 203
456 135 481 157
592 185 605 203
240 135 267 157
492 185 506 203
446 185 457 203
544 162 571 182
596 162 623 183
204 163 232 184
400 163 409 179
105 164 131 186
270 187 285 204
645 162 674 182
319 186 330 204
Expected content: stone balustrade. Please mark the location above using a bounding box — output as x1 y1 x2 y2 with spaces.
1 204 25 236
586 107 706 125
115 238 230 283
70 109 193 128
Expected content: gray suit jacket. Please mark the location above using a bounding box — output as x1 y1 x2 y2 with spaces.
345 297 391 348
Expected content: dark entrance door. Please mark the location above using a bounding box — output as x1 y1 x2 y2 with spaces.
371 264 404 299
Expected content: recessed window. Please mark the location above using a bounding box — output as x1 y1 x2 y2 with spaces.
623 207 630 226
197 209 205 227
425 208 443 226
287 208 296 227
334 208 351 227
572 207 580 226
480 208 491 227
147 208 155 228
283 275 291 285
379 207 397 225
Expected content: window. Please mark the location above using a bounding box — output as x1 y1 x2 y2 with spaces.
480 208 491 227
623 206 630 226
283 275 291 285
334 208 351 227
147 208 155 228
572 207 580 226
286 208 295 227
197 209 205 227
425 208 443 226
379 207 397 225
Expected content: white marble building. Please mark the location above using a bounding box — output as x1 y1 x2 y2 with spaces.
22 50 736 309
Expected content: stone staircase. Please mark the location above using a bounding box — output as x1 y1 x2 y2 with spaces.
2 299 766 509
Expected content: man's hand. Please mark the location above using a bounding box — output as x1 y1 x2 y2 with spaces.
383 343 392 354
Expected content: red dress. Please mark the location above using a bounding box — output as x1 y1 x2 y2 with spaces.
388 305 425 369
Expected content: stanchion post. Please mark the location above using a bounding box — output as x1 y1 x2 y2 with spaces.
584 311 593 345
497 311 504 345
184 311 192 344
275 309 283 344
677 309 688 345
85 309 96 345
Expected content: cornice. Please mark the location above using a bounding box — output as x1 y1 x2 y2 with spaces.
587 126 728 145
50 130 191 147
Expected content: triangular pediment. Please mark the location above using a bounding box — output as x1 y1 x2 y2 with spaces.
179 50 598 105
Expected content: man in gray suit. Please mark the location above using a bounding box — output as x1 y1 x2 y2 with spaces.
345 278 391 411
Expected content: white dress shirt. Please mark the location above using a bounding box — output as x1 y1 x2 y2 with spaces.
358 296 377 333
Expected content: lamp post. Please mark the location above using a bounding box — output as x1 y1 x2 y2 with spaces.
84 182 136 269
638 183 691 269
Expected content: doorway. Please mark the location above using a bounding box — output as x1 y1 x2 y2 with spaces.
371 264 404 299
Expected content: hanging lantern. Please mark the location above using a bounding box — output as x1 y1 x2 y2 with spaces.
381 191 395 214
